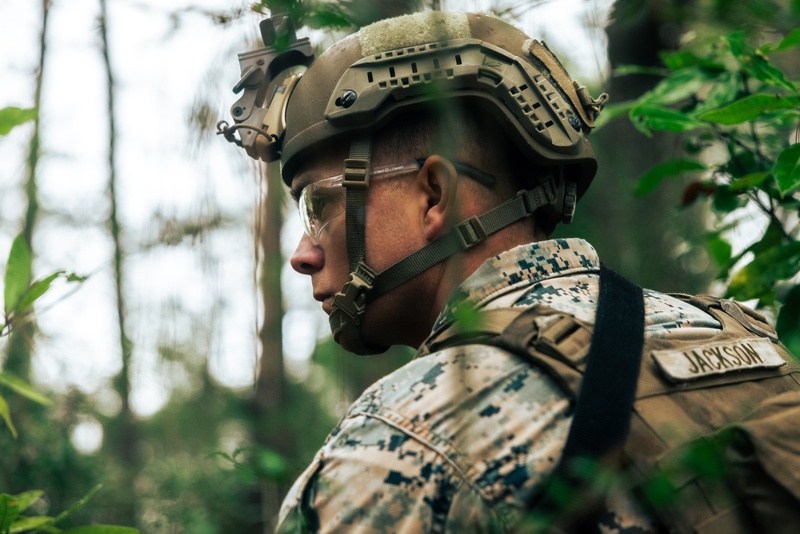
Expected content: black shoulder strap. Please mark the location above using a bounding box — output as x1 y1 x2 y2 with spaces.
530 264 644 524
562 263 645 464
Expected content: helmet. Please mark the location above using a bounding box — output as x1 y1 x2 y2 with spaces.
220 11 607 354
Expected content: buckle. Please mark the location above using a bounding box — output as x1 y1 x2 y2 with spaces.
332 267 375 321
455 217 487 249
343 158 370 188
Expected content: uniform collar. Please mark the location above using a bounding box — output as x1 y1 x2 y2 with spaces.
430 237 600 334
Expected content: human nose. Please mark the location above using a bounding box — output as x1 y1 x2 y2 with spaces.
290 233 324 275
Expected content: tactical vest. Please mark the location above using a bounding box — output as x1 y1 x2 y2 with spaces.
417 271 800 533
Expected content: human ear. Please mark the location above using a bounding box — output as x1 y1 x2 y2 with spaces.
416 155 459 241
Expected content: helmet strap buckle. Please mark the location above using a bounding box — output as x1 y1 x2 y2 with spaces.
332 262 377 322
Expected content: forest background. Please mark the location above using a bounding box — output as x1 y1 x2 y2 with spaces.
1 0 799 532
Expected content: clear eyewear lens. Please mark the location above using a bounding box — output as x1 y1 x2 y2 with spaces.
296 161 422 244
298 175 344 243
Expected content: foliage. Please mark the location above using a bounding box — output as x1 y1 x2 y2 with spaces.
605 29 800 356
0 486 136 534
1 234 86 436
2 226 129 531
0 107 37 137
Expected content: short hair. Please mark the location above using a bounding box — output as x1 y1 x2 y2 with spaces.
372 103 556 222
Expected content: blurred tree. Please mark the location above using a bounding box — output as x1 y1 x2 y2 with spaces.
558 0 713 294
98 0 141 526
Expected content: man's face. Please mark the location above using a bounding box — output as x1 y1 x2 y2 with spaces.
288 147 432 350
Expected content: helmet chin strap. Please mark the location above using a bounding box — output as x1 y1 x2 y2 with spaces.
329 137 562 356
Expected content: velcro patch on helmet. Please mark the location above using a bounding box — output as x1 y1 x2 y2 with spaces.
651 338 786 383
359 11 470 57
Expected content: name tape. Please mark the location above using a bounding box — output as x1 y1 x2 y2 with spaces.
652 337 785 382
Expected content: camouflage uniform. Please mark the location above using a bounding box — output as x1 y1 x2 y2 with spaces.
276 238 721 533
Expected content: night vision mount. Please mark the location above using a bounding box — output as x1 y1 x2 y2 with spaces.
217 14 314 162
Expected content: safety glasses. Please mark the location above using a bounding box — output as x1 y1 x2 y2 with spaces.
296 159 496 244
297 161 422 244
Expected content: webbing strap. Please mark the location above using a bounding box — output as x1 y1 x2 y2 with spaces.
531 264 644 523
369 178 558 300
344 136 371 272
563 264 644 461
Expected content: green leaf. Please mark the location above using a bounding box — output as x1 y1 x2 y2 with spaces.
773 143 800 196
728 242 800 300
707 234 733 268
4 234 32 315
772 28 800 53
659 49 724 72
776 285 800 359
692 72 740 115
636 159 707 196
745 53 797 94
593 101 634 130
0 107 37 136
729 171 770 192
0 373 51 406
16 271 64 313
0 395 18 438
67 273 89 283
61 527 139 534
12 491 43 513
640 68 712 106
614 64 670 77
0 494 21 531
727 31 751 58
630 104 706 136
712 185 746 213
10 516 53 533
698 94 800 125
699 94 800 124
256 447 288 479
53 485 103 524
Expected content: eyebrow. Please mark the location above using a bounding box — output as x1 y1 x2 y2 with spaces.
289 174 315 202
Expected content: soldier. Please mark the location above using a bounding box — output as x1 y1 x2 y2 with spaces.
220 10 800 533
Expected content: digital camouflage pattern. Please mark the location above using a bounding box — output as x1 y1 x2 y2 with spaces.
276 238 722 532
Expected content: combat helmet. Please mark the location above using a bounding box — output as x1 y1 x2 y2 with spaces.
219 11 607 354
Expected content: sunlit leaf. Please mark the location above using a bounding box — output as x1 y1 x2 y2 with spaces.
698 94 800 124
773 143 800 196
729 171 770 192
0 396 18 438
0 107 37 136
12 491 43 513
4 234 32 315
777 285 800 359
9 516 53 533
636 159 707 196
640 68 712 106
0 373 51 406
630 104 706 136
0 495 21 530
692 72 739 115
745 53 798 93
728 242 800 300
16 271 63 313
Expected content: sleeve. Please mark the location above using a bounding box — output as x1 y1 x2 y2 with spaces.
275 413 506 534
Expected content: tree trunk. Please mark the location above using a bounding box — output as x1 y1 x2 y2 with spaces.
254 162 287 532
99 0 140 526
